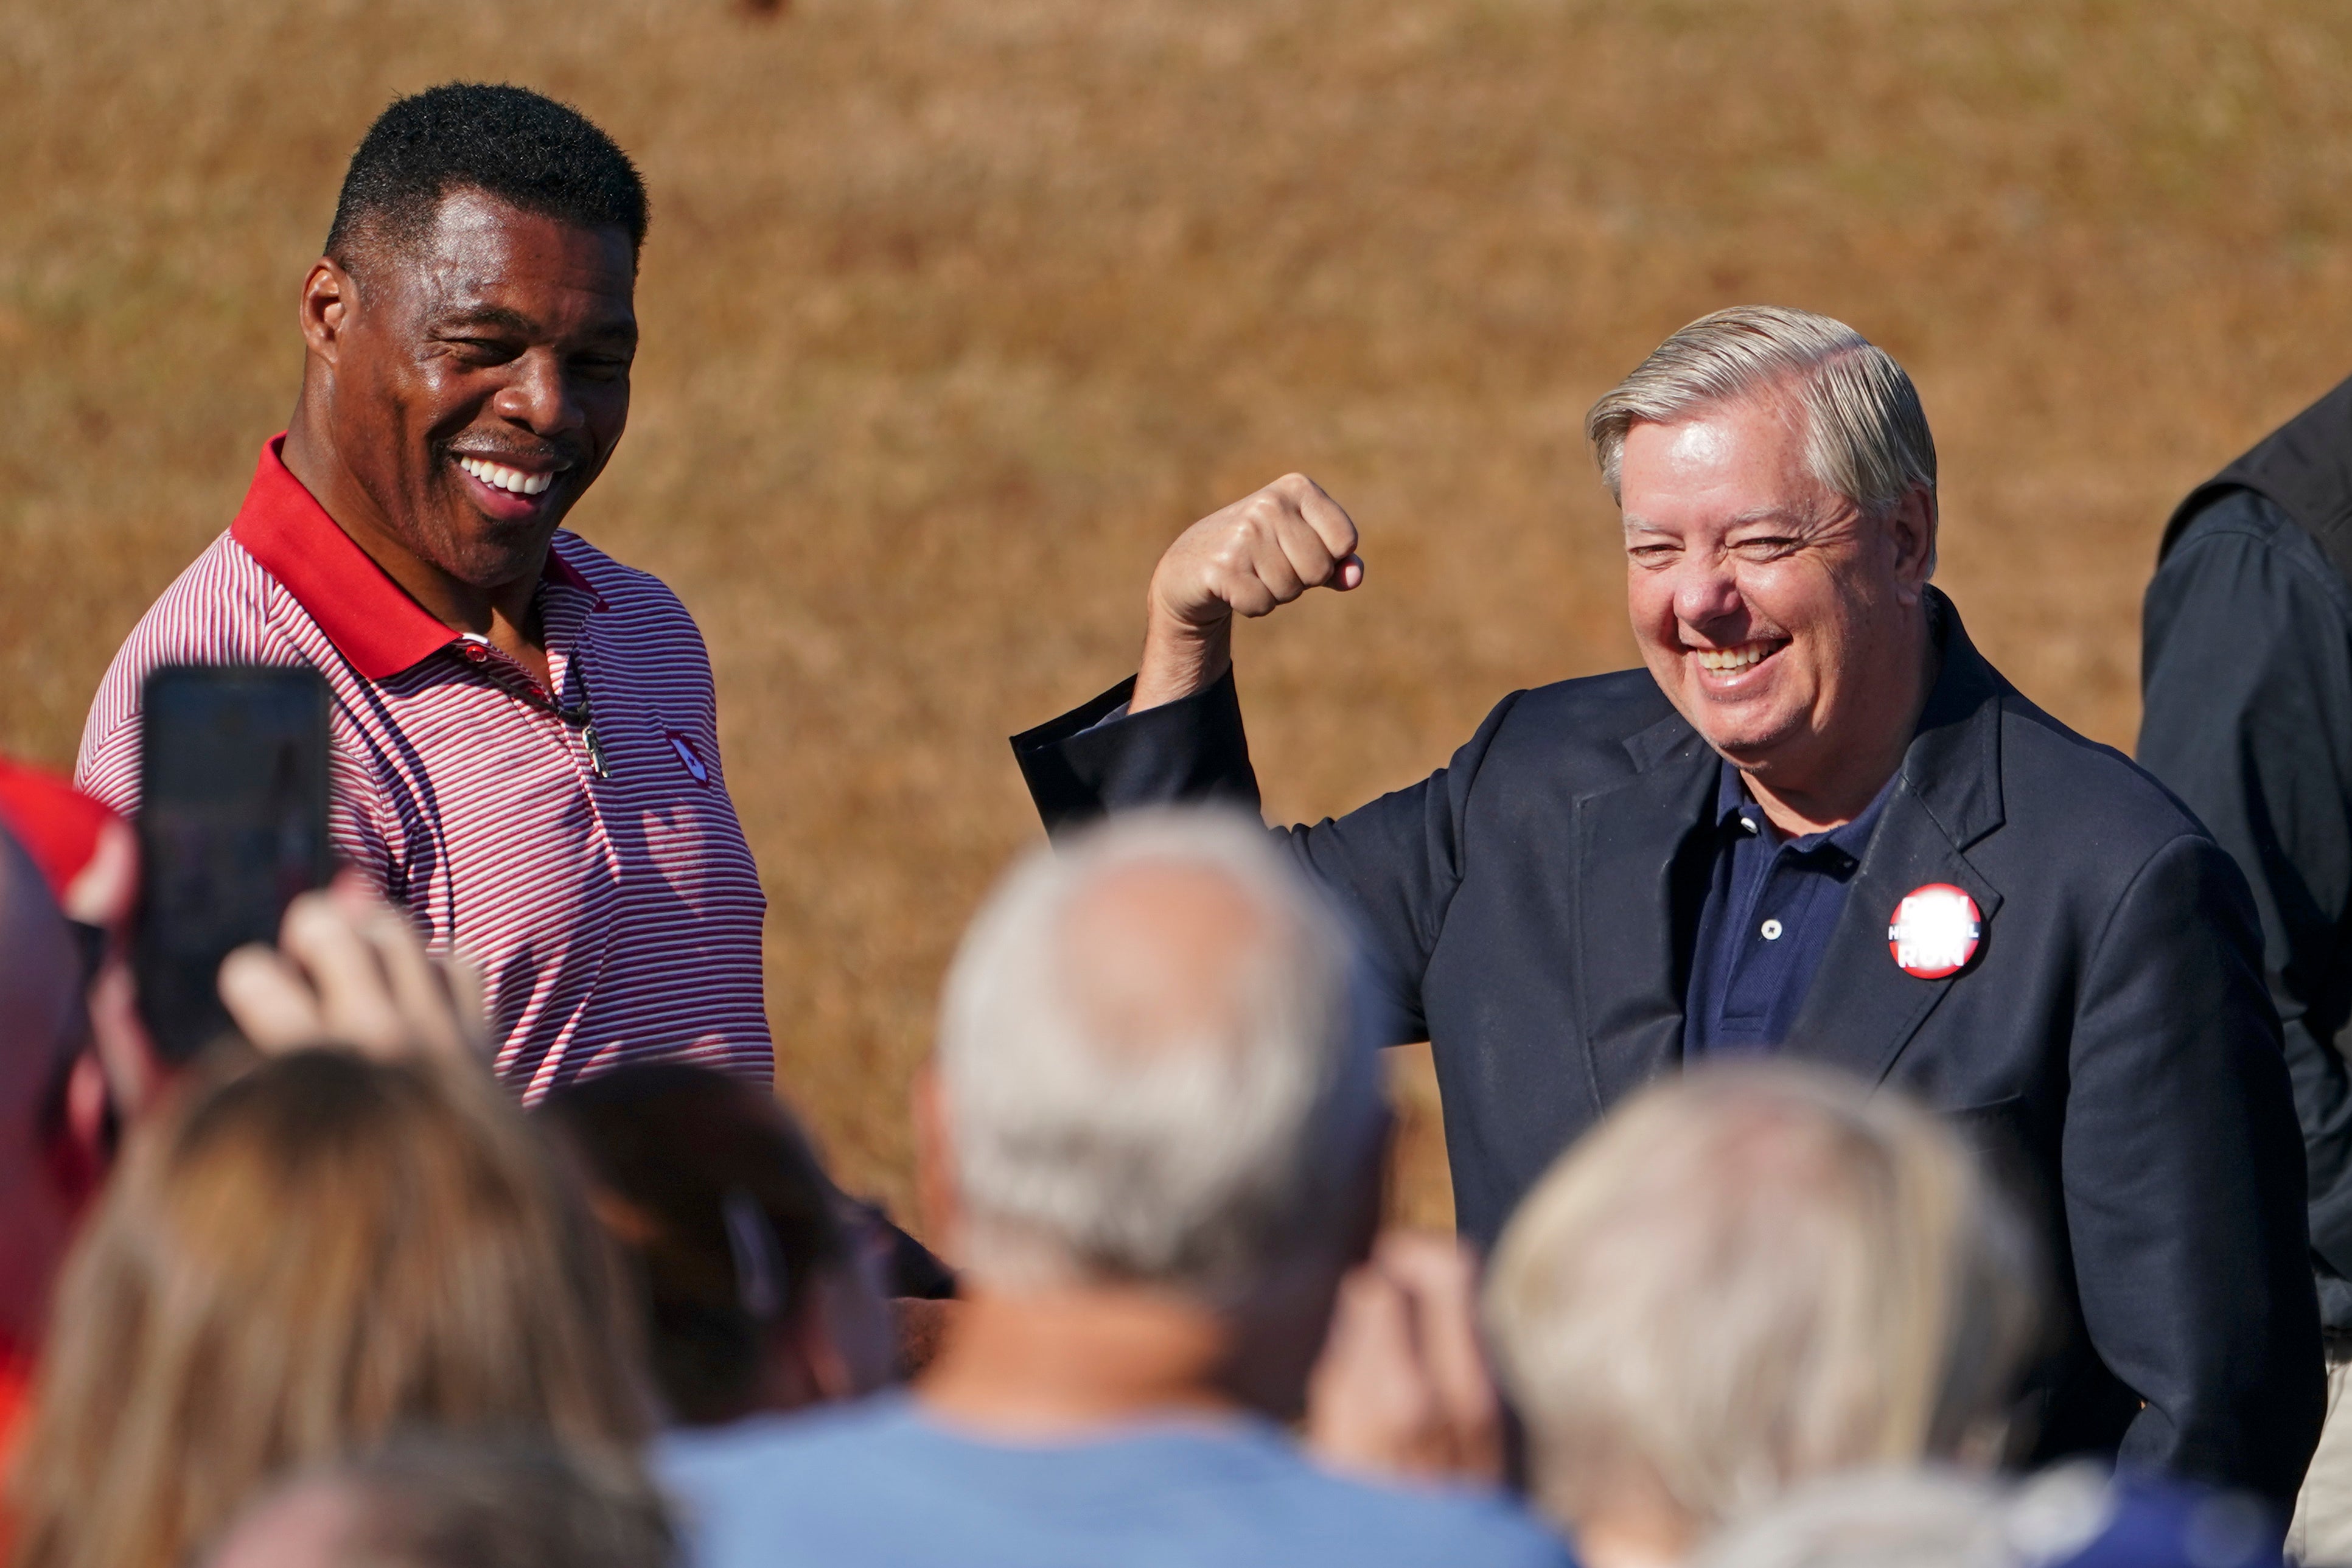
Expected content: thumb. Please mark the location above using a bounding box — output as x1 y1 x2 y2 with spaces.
1333 554 1366 591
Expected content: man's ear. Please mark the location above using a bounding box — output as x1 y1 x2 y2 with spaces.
1886 485 1938 603
298 257 358 367
911 1067 963 1260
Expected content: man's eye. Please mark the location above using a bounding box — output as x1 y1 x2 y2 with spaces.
573 355 632 382
1628 545 1678 566
448 338 520 364
1731 538 1799 560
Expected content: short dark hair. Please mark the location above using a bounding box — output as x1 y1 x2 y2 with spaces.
325 83 648 270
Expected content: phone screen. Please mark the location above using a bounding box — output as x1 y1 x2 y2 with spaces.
134 664 333 1062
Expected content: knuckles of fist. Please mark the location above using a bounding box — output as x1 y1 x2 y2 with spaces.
1164 475 1364 621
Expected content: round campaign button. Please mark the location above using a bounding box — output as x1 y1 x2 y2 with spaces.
1886 883 1982 979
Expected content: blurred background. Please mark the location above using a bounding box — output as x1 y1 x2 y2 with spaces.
5 0 2348 1230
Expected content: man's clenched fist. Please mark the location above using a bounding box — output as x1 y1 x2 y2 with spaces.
1132 473 1364 711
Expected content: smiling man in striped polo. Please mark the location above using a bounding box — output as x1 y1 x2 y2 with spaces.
77 84 771 1098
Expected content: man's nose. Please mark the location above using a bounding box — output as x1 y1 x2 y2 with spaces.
1670 551 1743 630
493 350 585 439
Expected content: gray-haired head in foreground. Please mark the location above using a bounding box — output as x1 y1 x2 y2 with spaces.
1687 1468 2016 1568
1586 305 1939 563
1484 1061 2043 1544
1692 1461 2274 1568
937 808 1383 1302
208 1438 672 1568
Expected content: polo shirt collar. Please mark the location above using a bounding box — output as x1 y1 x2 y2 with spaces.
1714 757 1893 867
229 434 602 681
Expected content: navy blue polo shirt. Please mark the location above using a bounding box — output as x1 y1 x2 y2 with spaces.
1684 760 1895 1056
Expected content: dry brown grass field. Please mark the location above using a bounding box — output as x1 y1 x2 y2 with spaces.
8 0 2352 1230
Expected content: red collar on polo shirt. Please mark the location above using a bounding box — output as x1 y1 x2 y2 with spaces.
229 434 604 682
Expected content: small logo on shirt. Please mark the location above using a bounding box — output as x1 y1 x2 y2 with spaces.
665 729 712 786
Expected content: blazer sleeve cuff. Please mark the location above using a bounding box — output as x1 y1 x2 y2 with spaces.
1010 668 1261 834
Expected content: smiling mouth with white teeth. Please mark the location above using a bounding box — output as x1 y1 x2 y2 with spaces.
455 455 560 497
1691 639 1787 672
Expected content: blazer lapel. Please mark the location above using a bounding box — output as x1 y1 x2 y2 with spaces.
1784 787 2005 1084
1787 591 2011 1084
1571 713 1719 1112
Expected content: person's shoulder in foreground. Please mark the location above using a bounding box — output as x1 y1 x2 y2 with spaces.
1688 1463 2281 1568
658 1393 1574 1568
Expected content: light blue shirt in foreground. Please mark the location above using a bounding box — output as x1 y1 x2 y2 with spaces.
658 1392 1575 1568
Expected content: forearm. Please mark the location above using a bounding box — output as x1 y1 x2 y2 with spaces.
1010 669 1261 834
1126 471 1363 713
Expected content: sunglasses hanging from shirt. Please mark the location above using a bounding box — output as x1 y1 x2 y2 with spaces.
458 633 611 779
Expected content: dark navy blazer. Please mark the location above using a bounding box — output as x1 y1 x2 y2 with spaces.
1012 591 2322 1505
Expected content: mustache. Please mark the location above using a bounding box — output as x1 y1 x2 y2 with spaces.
433 436 587 472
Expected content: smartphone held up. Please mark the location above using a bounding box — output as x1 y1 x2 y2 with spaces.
133 665 332 1062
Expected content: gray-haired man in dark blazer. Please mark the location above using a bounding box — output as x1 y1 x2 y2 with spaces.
1013 307 2321 1509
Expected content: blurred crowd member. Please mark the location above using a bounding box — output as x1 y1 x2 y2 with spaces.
1687 1469 2011 1568
9 1049 650 1568
0 756 134 941
539 1064 896 1426
206 1438 672 1568
75 80 772 1099
1012 304 2322 1504
660 811 1567 1567
0 814 487 1521
1305 1229 1505 1486
216 884 490 1067
0 756 164 1138
2138 372 2352 1561
1484 1063 2043 1568
0 830 97 1476
1691 1466 2281 1568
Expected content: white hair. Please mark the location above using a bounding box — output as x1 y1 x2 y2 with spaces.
1688 1469 2014 1568
936 809 1383 1301
1484 1062 2042 1542
1586 305 1939 566
1693 1462 2237 1568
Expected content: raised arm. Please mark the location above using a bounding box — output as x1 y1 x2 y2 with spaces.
1132 472 1364 711
1015 473 1366 829
1014 474 1505 1045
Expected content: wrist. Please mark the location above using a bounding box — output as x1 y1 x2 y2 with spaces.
1132 604 1230 714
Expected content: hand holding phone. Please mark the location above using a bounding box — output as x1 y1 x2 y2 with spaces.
217 883 488 1065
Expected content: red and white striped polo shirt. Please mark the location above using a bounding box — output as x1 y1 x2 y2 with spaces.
78 437 773 1099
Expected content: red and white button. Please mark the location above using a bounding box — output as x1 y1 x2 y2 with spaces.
1888 883 1982 979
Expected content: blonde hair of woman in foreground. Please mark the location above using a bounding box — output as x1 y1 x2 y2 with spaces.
9 1047 650 1568
1484 1061 2043 1568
